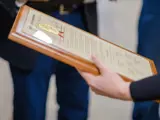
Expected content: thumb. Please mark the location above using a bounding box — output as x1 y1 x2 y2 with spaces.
91 55 108 74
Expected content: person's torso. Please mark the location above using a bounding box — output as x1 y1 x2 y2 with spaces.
0 0 97 70
143 0 160 13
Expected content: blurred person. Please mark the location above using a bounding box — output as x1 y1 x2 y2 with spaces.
0 0 98 120
21 1 98 120
0 0 41 119
133 0 160 120
78 55 160 120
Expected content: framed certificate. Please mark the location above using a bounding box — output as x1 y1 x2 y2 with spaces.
8 5 157 82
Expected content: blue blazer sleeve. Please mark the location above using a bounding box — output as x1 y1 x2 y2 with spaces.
130 75 160 101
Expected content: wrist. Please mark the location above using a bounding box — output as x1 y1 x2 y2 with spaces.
119 82 132 101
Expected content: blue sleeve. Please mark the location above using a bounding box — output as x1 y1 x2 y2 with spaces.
130 75 160 101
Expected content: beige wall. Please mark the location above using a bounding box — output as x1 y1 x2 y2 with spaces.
98 0 142 51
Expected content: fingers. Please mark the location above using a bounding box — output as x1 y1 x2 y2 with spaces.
77 69 95 85
91 87 109 97
91 55 110 74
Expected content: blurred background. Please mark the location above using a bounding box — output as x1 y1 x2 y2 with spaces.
0 0 142 120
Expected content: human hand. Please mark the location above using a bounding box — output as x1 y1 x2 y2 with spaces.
77 55 132 101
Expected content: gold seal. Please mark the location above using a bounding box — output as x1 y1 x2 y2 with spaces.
37 24 59 35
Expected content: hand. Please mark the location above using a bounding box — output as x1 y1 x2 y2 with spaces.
77 55 132 101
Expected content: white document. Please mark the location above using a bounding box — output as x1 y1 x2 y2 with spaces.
21 8 153 81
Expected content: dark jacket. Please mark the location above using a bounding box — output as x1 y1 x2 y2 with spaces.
0 0 97 70
143 0 160 14
0 0 39 70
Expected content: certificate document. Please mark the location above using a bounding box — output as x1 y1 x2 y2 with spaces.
9 5 157 81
